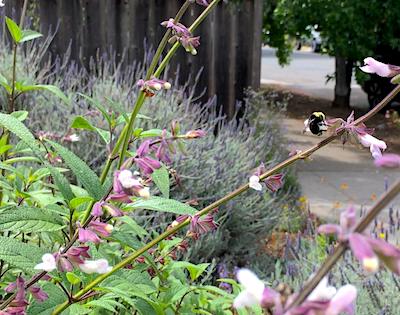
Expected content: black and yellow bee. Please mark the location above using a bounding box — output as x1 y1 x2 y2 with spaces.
303 112 328 136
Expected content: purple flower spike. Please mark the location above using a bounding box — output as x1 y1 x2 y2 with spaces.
374 153 400 168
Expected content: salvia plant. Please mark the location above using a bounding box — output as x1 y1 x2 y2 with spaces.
0 1 400 315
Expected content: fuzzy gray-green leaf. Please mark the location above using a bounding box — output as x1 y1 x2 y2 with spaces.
47 140 104 199
0 236 46 273
151 165 170 199
126 196 196 215
0 207 64 232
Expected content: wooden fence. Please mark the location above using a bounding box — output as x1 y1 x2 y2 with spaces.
3 0 263 117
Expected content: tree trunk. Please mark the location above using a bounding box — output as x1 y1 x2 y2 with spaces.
332 56 353 108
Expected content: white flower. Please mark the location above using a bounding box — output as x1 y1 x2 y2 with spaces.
118 170 141 189
308 277 337 301
34 253 57 272
249 175 262 191
358 134 387 159
233 269 265 308
79 259 112 274
0 1 5 7
68 134 80 142
138 186 150 199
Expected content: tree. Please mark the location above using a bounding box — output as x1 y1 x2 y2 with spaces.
263 0 400 108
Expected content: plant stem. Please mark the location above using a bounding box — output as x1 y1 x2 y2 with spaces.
117 0 192 169
287 179 400 310
50 83 400 314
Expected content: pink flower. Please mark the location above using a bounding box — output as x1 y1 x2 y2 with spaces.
360 57 400 77
189 212 218 239
374 153 400 168
79 259 112 274
34 253 57 272
233 269 280 309
264 174 284 192
195 0 210 6
180 35 201 55
137 78 171 97
357 133 387 159
185 129 206 139
289 278 357 315
161 18 191 37
110 170 150 202
318 206 400 274
78 221 113 244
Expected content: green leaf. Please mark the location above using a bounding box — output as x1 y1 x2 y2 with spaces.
20 29 43 43
0 113 74 201
0 73 11 93
66 272 82 285
71 116 110 144
85 298 124 313
46 140 104 199
0 236 45 272
27 282 65 315
126 196 197 215
70 196 94 209
118 216 148 237
10 110 29 121
139 129 171 138
0 206 64 233
18 84 70 105
5 17 22 43
173 262 210 281
151 165 170 198
71 116 96 131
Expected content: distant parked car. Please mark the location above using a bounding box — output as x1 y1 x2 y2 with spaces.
295 26 322 53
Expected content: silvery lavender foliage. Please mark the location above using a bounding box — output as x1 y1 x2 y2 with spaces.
139 89 301 274
273 209 400 315
0 34 301 274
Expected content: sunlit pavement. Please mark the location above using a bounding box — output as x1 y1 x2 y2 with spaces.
261 47 369 109
283 118 400 223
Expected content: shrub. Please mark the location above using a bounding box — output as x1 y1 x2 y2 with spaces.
0 32 301 275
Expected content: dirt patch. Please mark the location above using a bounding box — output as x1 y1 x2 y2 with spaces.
263 85 400 153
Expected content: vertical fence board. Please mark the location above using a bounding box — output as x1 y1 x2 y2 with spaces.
3 0 262 118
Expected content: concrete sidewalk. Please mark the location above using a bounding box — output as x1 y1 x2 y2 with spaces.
284 118 400 221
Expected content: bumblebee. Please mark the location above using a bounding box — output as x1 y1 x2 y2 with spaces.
303 112 328 136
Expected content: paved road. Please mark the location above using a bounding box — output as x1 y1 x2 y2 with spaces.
261 47 369 109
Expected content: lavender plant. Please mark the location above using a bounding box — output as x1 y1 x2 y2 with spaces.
0 1 400 315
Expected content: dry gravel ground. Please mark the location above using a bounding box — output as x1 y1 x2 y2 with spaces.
261 87 400 222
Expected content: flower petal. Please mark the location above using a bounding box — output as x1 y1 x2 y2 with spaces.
326 284 357 315
348 233 379 273
236 269 265 302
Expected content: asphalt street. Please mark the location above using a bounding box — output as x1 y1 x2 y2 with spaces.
261 47 369 109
